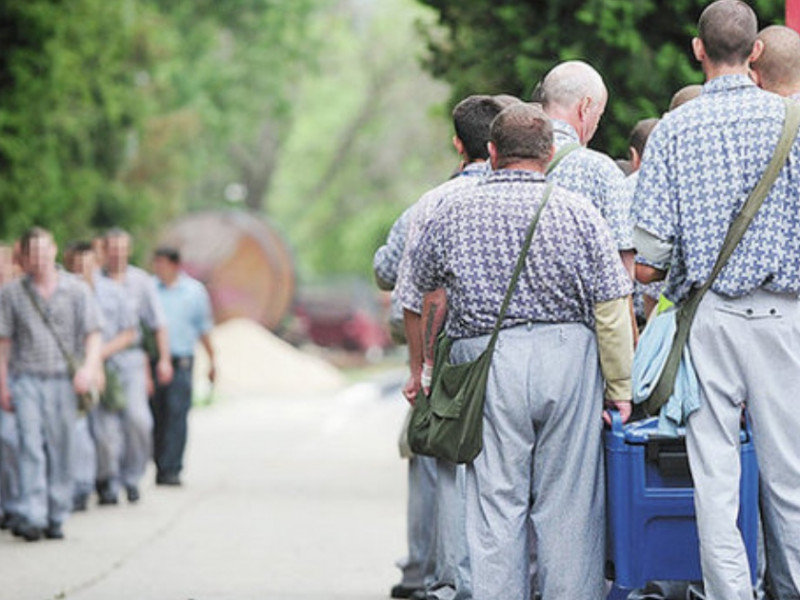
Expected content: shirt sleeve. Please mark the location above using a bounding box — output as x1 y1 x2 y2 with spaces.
79 282 102 335
194 283 214 335
632 123 678 243
599 165 634 251
0 286 13 339
410 213 449 294
142 276 167 330
584 204 633 303
373 206 412 290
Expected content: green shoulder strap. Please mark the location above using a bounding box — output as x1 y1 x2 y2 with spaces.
645 98 800 416
546 142 581 175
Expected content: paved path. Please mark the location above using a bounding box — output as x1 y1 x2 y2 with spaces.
0 369 410 600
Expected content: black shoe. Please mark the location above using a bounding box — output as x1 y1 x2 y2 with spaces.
391 584 423 599
73 493 89 512
0 513 21 530
13 521 42 542
98 489 118 506
44 522 64 540
156 472 181 486
126 486 140 503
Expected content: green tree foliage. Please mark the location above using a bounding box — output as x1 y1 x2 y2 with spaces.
268 0 453 279
414 0 784 156
0 0 319 249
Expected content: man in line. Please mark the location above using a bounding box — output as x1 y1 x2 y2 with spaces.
751 25 800 101
0 243 22 530
373 206 438 600
413 103 634 600
634 2 800 598
151 246 215 486
66 242 137 510
745 23 800 600
0 227 103 540
103 228 171 500
396 95 510 600
540 61 634 274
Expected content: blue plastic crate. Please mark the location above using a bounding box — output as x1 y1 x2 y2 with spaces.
605 413 758 592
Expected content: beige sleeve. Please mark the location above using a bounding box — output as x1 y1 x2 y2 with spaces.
594 296 634 401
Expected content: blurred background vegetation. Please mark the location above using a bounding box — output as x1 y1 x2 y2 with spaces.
0 0 786 279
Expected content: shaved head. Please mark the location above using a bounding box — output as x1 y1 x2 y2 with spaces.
697 0 758 66
669 84 703 111
490 103 553 169
540 61 606 112
751 25 800 95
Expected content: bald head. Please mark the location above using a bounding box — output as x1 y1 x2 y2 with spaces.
539 61 607 144
697 0 758 66
489 103 553 170
669 84 703 111
751 26 800 96
540 61 606 112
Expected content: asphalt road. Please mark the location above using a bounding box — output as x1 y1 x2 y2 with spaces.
0 368 410 600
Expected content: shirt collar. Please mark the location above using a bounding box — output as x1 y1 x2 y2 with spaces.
484 169 547 185
702 74 757 95
552 119 580 143
459 161 491 177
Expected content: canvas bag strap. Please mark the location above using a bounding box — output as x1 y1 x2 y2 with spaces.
21 278 79 377
645 98 800 415
485 182 553 353
546 142 581 175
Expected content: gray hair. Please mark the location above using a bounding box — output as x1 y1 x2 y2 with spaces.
540 61 606 111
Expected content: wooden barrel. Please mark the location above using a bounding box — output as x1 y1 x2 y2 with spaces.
158 210 295 330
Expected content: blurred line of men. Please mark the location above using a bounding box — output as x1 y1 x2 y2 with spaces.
375 3 800 600
0 226 215 542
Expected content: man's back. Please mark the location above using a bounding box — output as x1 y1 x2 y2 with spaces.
635 75 800 304
412 170 631 339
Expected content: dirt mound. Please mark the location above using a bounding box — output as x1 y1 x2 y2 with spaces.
193 318 346 398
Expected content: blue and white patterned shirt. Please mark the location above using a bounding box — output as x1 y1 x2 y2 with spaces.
411 170 632 339
548 119 632 250
633 75 800 305
396 162 490 314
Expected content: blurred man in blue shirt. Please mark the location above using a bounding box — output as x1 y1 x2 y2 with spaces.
151 246 215 486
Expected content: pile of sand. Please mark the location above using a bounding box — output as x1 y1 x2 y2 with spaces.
192 318 346 398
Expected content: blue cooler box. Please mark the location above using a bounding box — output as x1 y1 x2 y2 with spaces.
605 413 758 593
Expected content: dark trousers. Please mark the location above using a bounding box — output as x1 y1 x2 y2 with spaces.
151 357 193 477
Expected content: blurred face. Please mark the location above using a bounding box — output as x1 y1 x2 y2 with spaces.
0 246 13 286
70 250 96 282
23 235 57 277
104 234 130 272
152 255 179 284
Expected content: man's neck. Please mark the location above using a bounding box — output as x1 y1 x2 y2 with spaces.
703 62 749 82
159 272 180 287
544 107 583 144
497 160 547 173
106 264 127 283
30 266 58 298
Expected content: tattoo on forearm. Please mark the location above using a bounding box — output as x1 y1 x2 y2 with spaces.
424 302 439 354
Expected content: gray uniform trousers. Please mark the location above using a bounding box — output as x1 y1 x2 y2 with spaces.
0 408 22 517
687 289 800 600
398 454 438 588
426 459 471 600
12 374 76 528
93 361 150 494
72 413 97 497
457 323 606 600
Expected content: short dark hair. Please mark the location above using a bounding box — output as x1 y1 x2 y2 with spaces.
154 245 181 264
698 0 758 66
65 240 93 255
490 103 553 169
628 118 659 159
20 227 53 255
452 95 505 161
